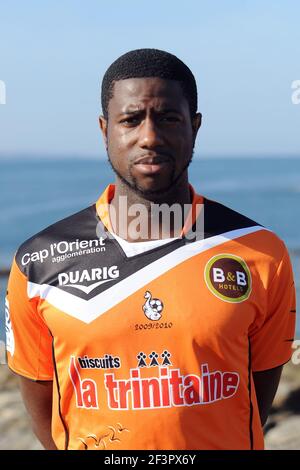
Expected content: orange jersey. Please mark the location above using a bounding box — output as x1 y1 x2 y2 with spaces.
5 184 296 450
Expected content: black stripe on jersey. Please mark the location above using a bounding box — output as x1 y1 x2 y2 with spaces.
248 338 254 450
51 339 69 450
14 198 262 301
192 197 261 240
15 204 186 299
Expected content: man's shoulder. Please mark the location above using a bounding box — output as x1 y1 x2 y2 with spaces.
14 203 97 269
203 196 262 235
203 196 287 256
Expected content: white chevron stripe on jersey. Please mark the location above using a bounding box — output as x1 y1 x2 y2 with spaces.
27 226 266 324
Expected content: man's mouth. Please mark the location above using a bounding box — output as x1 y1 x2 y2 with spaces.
134 155 172 175
134 155 171 165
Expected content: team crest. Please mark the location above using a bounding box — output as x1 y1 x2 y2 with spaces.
143 291 164 321
204 254 252 303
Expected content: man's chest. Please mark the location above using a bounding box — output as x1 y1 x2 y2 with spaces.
37 238 264 352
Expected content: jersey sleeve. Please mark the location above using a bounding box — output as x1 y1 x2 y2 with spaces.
5 256 54 380
250 242 296 372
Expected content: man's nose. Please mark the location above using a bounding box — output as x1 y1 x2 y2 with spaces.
137 117 164 148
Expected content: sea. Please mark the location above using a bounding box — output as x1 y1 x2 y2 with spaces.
0 157 299 343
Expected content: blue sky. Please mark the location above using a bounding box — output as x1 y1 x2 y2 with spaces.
0 0 299 158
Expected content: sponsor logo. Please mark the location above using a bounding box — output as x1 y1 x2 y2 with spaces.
69 351 240 411
21 238 106 266
204 254 251 303
58 266 119 293
142 291 164 321
77 354 121 369
69 356 99 409
5 298 15 356
104 364 239 410
136 350 172 368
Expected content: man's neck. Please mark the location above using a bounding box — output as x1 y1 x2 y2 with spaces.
109 176 192 242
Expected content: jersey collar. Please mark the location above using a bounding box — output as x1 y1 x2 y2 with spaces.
96 184 204 238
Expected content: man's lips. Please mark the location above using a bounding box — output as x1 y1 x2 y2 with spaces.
133 155 173 175
134 155 172 165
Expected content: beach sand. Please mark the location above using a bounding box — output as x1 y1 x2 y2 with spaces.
0 359 299 450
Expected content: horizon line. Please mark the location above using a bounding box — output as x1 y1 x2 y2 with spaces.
1 153 300 160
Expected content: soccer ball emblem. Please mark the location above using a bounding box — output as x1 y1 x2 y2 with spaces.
143 291 164 321
150 298 163 313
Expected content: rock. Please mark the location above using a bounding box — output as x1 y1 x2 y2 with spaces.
0 367 43 450
270 361 300 409
265 415 300 450
0 364 19 390
272 381 293 409
0 341 6 365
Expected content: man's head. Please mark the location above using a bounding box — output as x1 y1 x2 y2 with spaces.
99 48 202 198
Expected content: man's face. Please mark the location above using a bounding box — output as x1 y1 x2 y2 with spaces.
100 77 201 197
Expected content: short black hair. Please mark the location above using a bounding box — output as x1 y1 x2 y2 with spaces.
101 48 198 119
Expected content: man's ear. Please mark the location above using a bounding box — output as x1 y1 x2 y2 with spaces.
192 112 202 142
99 115 108 150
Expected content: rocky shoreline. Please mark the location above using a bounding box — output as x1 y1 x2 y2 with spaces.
0 360 299 450
0 365 42 450
264 361 300 449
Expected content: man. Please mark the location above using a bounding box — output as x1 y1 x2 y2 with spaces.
5 49 296 450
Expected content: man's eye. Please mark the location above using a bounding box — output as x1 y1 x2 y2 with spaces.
120 117 140 125
161 116 180 122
